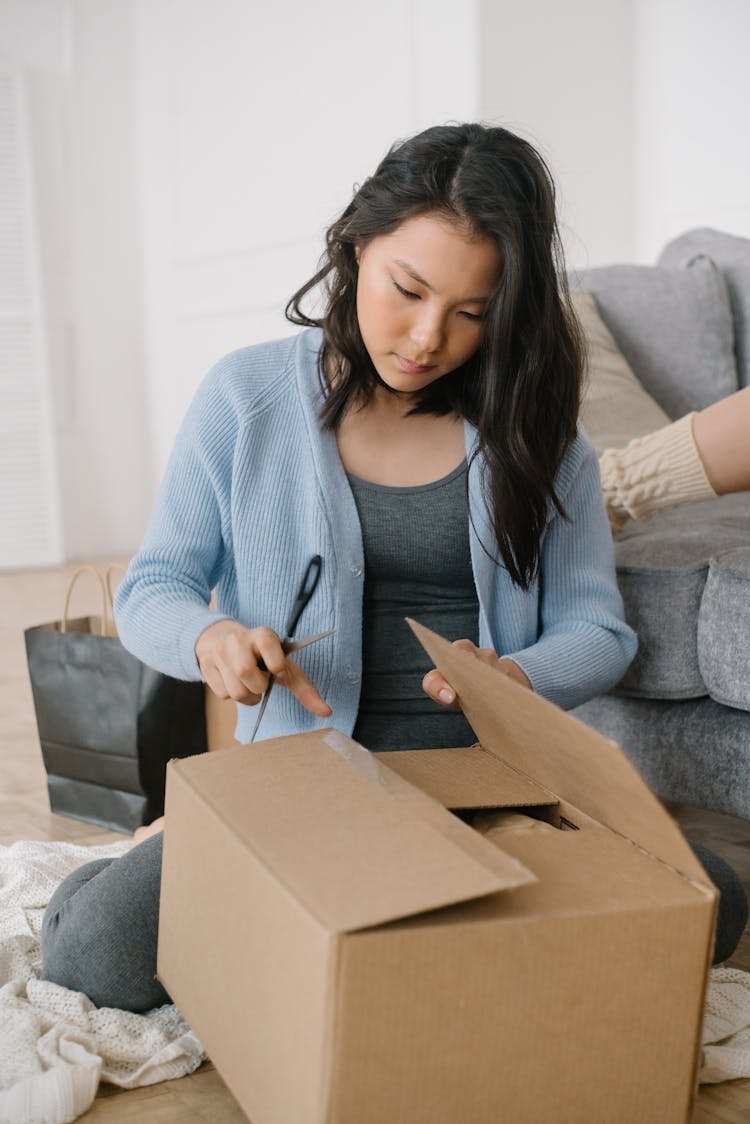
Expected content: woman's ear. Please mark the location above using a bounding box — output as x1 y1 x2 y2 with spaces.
354 240 362 265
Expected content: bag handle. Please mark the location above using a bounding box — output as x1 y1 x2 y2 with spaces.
61 565 108 636
105 562 127 615
104 562 132 636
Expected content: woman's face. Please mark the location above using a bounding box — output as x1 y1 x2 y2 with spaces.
355 212 501 395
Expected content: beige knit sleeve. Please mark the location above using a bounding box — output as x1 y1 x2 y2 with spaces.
599 412 717 531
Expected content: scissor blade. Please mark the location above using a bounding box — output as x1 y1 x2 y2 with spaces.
249 686 272 743
250 629 334 744
282 628 335 655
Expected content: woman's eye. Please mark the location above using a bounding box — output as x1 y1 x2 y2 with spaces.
393 279 419 300
460 310 485 322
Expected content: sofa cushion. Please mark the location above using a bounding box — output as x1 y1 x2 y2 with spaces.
659 228 750 391
611 494 750 700
572 258 738 418
572 693 750 821
698 547 750 713
573 289 671 454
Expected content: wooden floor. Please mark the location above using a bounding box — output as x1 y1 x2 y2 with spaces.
3 564 750 1123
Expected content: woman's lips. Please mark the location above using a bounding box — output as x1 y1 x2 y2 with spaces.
395 354 435 374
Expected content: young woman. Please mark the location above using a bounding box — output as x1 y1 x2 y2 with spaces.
112 122 636 746
41 123 744 1013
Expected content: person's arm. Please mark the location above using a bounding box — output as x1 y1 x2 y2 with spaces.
114 360 238 681
599 386 750 530
114 357 330 718
691 385 750 495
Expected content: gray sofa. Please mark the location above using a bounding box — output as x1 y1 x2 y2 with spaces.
570 229 750 821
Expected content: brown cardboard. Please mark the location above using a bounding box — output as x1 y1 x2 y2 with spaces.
205 687 243 750
406 618 711 885
159 623 717 1124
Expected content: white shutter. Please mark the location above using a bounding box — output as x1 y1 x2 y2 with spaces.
0 66 63 569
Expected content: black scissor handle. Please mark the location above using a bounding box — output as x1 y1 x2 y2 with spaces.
284 555 322 639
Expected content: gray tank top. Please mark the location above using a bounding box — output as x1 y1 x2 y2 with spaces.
348 461 479 752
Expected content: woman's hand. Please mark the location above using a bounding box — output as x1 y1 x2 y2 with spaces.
195 619 332 718
422 638 532 708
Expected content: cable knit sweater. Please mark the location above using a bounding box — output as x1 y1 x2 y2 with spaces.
599 412 717 530
114 329 636 743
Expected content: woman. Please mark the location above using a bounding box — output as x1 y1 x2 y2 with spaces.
41 123 742 1013
113 122 635 744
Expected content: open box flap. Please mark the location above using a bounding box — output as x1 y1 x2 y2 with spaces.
408 619 710 885
373 745 558 810
167 729 536 935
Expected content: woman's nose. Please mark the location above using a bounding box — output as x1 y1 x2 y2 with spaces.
410 307 446 354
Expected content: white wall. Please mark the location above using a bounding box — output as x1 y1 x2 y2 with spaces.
60 0 152 557
634 0 750 261
2 0 152 563
478 0 636 271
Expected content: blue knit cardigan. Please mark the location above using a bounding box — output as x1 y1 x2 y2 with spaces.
114 329 636 743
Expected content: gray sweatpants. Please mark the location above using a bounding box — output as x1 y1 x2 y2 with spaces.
41 832 747 1014
41 832 170 1013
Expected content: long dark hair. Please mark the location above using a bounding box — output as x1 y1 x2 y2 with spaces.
286 122 583 590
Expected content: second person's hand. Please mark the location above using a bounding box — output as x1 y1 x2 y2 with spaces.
196 619 332 718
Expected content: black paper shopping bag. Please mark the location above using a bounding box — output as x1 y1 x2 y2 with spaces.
24 565 206 833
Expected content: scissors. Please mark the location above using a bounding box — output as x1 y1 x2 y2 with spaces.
249 554 334 743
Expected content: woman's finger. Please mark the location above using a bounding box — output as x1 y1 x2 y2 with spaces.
202 654 264 704
472 646 505 669
216 660 264 705
201 662 231 700
218 628 281 699
423 638 532 707
249 627 289 677
196 620 331 713
422 668 460 708
278 658 332 718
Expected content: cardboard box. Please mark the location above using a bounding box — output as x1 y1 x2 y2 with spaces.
205 684 243 751
158 621 717 1124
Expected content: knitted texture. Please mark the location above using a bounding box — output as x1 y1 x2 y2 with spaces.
115 329 636 730
599 412 717 530
0 840 205 1124
701 967 750 1083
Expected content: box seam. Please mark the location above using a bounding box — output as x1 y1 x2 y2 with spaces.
318 933 342 1124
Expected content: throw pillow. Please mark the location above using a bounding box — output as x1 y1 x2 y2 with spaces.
573 289 671 454
571 257 738 419
658 227 750 392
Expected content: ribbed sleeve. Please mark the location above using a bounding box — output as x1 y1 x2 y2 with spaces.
599 413 716 530
113 339 314 681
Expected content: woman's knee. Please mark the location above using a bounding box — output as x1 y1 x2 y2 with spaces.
690 841 749 965
41 835 170 1012
41 857 116 983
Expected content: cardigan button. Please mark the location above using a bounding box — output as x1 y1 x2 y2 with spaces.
350 564 362 577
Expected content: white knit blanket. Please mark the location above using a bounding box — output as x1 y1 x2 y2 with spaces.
0 839 205 1124
1 840 749 1123
701 966 750 1083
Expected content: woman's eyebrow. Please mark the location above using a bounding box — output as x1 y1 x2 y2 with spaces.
393 259 489 303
